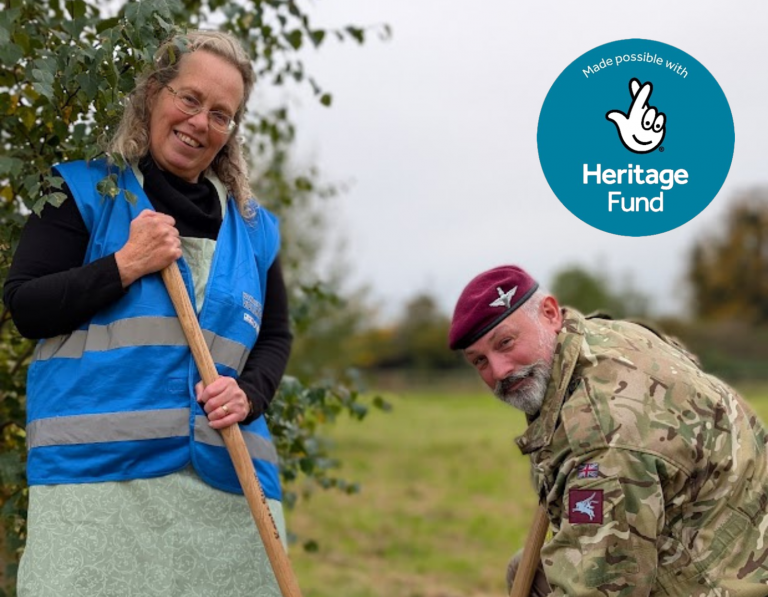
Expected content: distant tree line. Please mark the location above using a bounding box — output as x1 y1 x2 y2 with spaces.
334 188 768 383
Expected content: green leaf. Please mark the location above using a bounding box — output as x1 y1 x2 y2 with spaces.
66 0 87 19
124 190 138 205
19 108 36 130
372 395 393 412
96 16 121 34
32 68 54 85
31 60 58 91
349 401 367 419
294 176 313 192
309 29 325 47
285 30 302 50
62 17 89 38
31 196 47 215
153 0 182 18
319 93 332 107
96 174 119 198
346 26 365 44
52 120 68 141
46 191 68 207
76 72 100 100
24 173 41 195
31 82 53 99
12 30 30 53
71 123 88 144
154 13 173 32
0 7 21 36
46 175 65 189
0 157 24 177
125 2 140 23
0 43 23 65
84 144 102 161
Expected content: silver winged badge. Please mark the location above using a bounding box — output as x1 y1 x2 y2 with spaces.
489 285 517 308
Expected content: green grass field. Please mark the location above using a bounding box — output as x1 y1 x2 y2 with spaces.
285 383 768 597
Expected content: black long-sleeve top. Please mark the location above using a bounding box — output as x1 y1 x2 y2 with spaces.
3 157 292 422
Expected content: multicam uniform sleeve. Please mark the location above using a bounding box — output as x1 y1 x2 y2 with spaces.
541 448 670 597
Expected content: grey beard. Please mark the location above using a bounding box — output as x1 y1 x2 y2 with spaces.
493 360 553 415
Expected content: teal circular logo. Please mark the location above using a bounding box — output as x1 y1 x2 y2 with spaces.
537 39 734 237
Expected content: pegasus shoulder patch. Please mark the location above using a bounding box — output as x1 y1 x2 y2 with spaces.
569 489 603 524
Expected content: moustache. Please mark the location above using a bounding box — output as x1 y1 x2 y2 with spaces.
495 363 539 396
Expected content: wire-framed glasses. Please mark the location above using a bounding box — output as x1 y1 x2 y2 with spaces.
165 85 236 134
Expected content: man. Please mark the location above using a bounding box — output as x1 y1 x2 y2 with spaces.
449 265 768 597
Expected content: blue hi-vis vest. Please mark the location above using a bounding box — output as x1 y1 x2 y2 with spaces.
26 159 282 499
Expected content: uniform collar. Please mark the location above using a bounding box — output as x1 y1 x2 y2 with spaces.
514 308 585 455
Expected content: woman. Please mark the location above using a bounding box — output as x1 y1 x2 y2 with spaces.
4 30 292 596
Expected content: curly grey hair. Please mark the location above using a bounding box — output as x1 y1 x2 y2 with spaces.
107 30 256 213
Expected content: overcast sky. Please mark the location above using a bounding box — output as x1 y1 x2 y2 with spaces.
264 1 768 321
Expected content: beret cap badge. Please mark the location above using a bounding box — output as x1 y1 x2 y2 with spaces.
489 286 517 309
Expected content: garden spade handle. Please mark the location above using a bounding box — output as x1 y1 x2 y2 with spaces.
161 262 302 597
510 504 549 597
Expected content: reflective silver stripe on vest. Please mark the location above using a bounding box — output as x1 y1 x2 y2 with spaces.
201 330 250 374
32 317 249 373
27 408 190 449
33 331 88 361
194 416 278 464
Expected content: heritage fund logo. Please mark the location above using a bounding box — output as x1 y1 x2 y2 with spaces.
537 39 734 237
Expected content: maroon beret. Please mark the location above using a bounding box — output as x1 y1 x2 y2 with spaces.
448 265 539 350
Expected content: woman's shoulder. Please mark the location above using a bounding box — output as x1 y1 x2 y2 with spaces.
237 201 280 269
54 158 122 192
239 199 278 228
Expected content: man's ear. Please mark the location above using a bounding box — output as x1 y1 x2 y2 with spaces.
540 295 563 330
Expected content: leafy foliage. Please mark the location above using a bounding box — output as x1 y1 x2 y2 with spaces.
0 0 389 587
0 311 30 592
688 188 768 323
339 294 464 374
1 0 178 213
550 264 651 319
384 294 461 371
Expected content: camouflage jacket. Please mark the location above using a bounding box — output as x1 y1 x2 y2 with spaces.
515 309 768 597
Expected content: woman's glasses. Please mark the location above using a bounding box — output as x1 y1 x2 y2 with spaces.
165 86 236 134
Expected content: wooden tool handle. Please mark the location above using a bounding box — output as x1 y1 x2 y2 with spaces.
510 504 549 597
161 262 303 597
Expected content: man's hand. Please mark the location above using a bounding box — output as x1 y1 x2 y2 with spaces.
606 78 666 154
507 549 551 597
